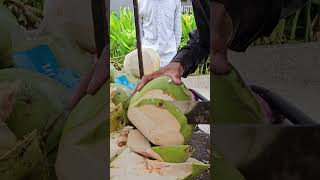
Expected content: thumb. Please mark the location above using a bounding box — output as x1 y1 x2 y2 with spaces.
170 74 182 85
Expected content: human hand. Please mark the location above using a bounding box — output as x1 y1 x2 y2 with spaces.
134 62 184 93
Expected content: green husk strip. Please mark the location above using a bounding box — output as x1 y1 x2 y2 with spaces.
151 145 194 163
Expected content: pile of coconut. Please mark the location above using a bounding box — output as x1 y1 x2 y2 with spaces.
110 75 210 180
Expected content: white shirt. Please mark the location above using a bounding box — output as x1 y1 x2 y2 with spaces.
138 0 182 67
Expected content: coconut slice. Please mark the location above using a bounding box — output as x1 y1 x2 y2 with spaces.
110 147 209 180
128 98 194 146
126 129 163 161
110 126 133 161
126 130 193 163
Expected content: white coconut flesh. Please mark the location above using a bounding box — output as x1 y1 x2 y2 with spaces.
128 104 185 146
127 129 163 161
110 126 133 160
111 147 207 180
124 48 160 78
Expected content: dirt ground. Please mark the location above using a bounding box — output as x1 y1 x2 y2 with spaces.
189 127 211 180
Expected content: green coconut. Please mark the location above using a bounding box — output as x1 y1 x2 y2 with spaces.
128 98 194 146
55 82 108 180
111 147 209 180
212 65 266 124
130 76 192 106
151 145 194 163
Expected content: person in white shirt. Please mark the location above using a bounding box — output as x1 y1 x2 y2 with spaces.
138 0 182 67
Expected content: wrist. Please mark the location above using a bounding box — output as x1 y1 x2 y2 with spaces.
169 62 184 76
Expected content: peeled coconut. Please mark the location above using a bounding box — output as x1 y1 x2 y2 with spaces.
123 48 160 78
110 147 209 180
128 76 194 146
128 98 194 146
130 76 193 105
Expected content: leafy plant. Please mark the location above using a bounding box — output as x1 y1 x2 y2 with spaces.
253 0 320 45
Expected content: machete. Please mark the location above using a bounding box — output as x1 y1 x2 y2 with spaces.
169 101 210 124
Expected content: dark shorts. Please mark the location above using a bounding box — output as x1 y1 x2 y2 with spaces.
215 0 283 52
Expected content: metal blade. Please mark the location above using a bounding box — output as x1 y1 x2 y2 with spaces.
170 101 210 124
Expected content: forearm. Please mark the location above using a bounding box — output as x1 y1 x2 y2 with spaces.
171 30 209 78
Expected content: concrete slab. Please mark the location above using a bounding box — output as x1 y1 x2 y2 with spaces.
229 42 320 121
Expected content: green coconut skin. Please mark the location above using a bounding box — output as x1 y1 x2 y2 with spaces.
110 104 126 132
183 163 210 180
212 65 265 124
151 145 194 163
110 83 131 105
130 76 192 106
134 98 194 145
